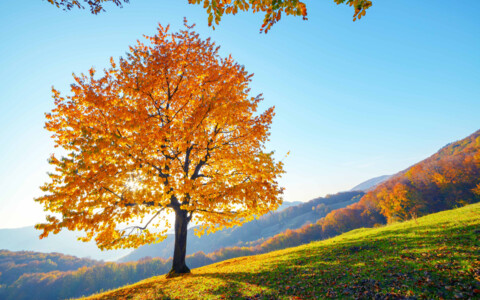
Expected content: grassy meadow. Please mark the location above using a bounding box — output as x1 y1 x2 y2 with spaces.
82 203 480 299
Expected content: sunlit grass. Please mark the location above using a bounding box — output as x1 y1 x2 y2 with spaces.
82 203 480 299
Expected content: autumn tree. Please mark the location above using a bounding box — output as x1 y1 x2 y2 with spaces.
45 0 372 32
35 21 284 277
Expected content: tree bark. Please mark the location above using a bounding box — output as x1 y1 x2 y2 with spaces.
166 208 191 278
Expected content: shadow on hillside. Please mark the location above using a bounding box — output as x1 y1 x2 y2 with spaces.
184 223 479 299
90 219 479 299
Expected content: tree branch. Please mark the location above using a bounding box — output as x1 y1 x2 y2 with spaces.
183 145 193 176
194 209 241 216
102 187 123 200
190 127 220 180
144 161 169 178
121 207 166 236
102 187 156 207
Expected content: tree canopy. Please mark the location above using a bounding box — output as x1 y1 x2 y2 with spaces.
36 20 284 275
45 0 372 32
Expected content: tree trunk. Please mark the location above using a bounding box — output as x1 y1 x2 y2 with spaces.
166 208 191 278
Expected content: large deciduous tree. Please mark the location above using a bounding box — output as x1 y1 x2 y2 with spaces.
45 0 372 32
35 21 284 277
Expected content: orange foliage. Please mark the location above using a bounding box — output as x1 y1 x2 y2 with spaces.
46 0 373 33
36 21 284 252
181 0 372 33
473 183 480 197
361 130 480 223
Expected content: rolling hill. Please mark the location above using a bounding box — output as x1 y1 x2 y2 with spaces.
83 202 480 299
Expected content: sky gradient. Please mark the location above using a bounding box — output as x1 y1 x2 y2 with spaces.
0 0 479 228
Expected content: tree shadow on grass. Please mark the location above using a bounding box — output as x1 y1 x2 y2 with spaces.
186 225 479 299
92 219 479 299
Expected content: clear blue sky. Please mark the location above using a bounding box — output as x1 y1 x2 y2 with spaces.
0 0 479 228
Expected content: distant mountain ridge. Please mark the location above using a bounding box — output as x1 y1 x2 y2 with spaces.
350 175 391 192
0 226 131 261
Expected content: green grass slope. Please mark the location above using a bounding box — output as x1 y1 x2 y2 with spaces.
84 203 480 299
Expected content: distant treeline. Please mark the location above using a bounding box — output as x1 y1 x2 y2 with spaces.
1 130 479 300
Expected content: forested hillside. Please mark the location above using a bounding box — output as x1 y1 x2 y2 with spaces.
0 250 98 297
119 191 363 262
363 129 480 222
326 129 480 232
